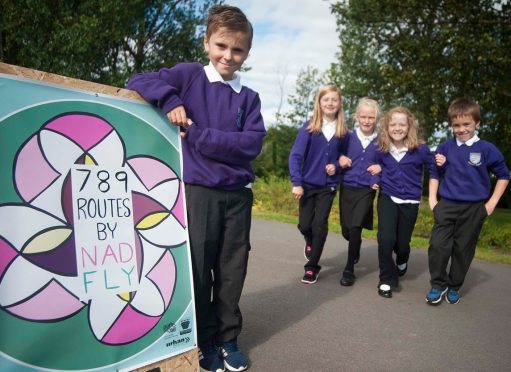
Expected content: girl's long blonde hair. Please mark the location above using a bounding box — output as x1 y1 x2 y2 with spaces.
378 106 421 153
306 85 347 138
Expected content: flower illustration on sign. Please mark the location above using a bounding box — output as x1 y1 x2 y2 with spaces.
0 113 186 344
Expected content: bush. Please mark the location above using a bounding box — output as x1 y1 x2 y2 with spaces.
253 177 511 261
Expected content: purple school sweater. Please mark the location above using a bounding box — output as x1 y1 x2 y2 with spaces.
340 131 378 188
374 143 436 200
431 138 510 202
127 62 266 189
288 121 344 188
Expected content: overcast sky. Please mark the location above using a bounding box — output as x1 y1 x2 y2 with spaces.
228 1 339 126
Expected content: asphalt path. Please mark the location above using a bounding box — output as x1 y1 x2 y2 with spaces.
238 218 511 371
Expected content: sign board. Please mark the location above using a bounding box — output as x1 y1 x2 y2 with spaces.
0 64 196 371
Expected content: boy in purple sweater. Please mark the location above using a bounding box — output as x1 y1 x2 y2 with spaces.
127 5 265 372
426 98 509 305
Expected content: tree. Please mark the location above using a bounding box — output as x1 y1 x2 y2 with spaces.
0 0 220 87
330 0 511 142
254 66 328 178
330 0 511 205
252 124 298 179
277 66 326 127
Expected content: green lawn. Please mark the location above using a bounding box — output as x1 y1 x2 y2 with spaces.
253 177 511 265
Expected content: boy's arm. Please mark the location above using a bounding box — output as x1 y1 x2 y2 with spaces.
127 65 191 117
429 178 440 210
185 95 266 166
485 179 510 215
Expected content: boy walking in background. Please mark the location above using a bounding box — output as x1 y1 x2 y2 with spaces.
426 98 509 305
127 5 265 371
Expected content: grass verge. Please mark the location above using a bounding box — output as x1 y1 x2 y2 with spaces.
253 176 511 266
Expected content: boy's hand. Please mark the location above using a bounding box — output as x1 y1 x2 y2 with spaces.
325 164 336 176
429 198 438 211
371 183 379 190
435 153 446 166
339 155 352 168
167 105 190 128
485 201 496 216
292 186 304 199
367 164 381 175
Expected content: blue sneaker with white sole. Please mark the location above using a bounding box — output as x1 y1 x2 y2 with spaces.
445 288 461 304
220 339 248 371
425 287 447 305
199 340 224 372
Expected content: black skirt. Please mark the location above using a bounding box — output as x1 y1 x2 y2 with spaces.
340 186 376 230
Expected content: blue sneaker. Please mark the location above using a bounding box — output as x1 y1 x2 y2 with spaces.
199 340 224 372
425 287 447 305
220 339 248 371
445 288 461 304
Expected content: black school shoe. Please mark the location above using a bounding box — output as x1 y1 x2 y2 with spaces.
340 270 356 286
397 262 408 277
378 283 392 298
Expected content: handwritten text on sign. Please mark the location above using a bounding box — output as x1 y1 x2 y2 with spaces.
71 165 139 300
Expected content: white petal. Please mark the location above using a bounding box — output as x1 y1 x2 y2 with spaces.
88 292 127 340
138 214 186 247
89 131 125 168
138 236 166 277
0 257 55 306
126 166 180 210
130 276 165 316
0 206 67 250
144 179 180 210
30 176 66 220
40 129 83 173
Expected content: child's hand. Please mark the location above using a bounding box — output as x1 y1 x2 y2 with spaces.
178 119 194 138
367 164 381 175
485 201 496 216
435 153 446 166
429 198 438 211
292 186 304 199
371 183 379 190
167 105 191 128
325 164 336 176
339 155 352 168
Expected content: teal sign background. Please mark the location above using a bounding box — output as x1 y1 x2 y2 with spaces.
0 75 196 371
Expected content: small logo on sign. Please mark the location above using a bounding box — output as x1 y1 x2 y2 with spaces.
180 319 192 335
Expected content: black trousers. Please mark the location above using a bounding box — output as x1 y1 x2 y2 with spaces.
298 186 337 272
185 184 252 344
377 194 419 287
428 199 487 290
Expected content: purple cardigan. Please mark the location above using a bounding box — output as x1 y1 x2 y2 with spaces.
127 62 266 189
289 121 344 188
340 131 378 189
374 143 436 200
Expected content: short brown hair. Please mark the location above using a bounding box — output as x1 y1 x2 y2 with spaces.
448 97 481 123
206 5 253 47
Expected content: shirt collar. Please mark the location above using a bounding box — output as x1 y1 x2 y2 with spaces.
322 118 336 127
204 62 242 93
390 143 408 154
355 127 377 142
456 134 480 147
